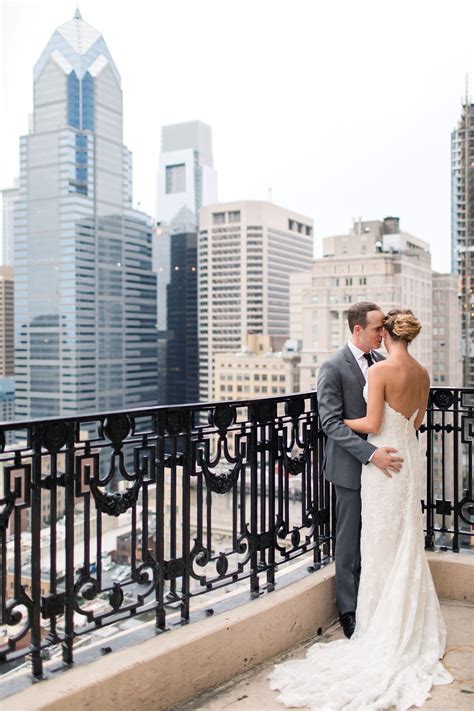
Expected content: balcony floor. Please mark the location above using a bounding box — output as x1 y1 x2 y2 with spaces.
174 600 474 711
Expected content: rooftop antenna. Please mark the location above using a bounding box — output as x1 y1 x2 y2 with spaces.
268 187 272 203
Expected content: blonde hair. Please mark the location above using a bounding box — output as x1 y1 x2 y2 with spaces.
383 309 421 343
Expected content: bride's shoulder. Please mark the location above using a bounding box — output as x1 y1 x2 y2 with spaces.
367 360 389 384
370 359 390 373
410 356 430 382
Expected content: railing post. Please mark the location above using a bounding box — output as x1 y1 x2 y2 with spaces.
181 417 191 622
30 428 43 678
452 391 460 552
425 396 435 550
62 431 75 666
249 420 259 597
266 420 276 591
155 413 166 631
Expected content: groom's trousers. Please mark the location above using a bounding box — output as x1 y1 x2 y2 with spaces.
334 484 361 616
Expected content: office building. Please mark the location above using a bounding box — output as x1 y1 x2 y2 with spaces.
14 11 157 419
0 266 14 377
0 377 15 425
155 121 217 404
1 182 19 267
432 273 462 387
156 120 218 225
199 201 313 401
451 98 474 387
155 207 198 405
291 217 433 390
214 334 301 401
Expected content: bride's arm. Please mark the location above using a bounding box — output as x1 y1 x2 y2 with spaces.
414 368 430 431
343 366 385 434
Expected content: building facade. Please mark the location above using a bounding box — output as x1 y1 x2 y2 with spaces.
156 120 218 225
154 121 217 405
0 377 15 425
214 334 301 401
199 201 313 402
432 272 462 387
291 218 433 390
1 182 19 267
451 99 474 387
14 11 157 419
0 266 14 377
155 207 199 406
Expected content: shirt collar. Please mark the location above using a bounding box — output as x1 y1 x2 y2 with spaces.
347 339 371 361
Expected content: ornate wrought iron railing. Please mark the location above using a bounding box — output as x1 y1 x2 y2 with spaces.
0 387 472 680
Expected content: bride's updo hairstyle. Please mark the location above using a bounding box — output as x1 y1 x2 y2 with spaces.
383 309 421 344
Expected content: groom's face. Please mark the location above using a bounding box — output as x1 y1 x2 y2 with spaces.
356 310 384 351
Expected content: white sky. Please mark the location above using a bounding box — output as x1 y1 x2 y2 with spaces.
1 0 473 272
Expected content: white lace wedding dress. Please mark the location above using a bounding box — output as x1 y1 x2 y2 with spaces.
269 386 453 710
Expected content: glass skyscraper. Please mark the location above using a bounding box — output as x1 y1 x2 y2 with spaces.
155 122 217 405
14 11 157 419
451 97 474 387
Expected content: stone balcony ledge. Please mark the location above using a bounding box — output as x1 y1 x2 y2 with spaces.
3 551 472 711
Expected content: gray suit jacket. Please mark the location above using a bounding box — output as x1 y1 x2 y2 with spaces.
317 345 385 490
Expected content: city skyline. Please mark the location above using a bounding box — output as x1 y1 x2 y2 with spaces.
1 0 473 273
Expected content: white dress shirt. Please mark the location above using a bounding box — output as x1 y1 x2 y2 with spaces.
347 340 374 380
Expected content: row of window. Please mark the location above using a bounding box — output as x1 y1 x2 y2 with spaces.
219 373 286 382
288 220 312 236
332 277 368 287
220 385 285 395
212 211 241 225
218 362 285 370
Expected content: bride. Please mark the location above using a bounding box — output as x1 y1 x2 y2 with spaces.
269 309 453 710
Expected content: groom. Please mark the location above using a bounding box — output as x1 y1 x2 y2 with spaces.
317 302 403 638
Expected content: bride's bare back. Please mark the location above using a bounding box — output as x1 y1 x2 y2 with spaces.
376 354 430 430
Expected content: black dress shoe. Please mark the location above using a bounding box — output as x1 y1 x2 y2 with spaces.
340 612 356 639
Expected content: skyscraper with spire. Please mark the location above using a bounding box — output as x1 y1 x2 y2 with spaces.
14 11 157 418
451 90 474 387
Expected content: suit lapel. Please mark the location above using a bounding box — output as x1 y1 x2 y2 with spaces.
343 344 366 390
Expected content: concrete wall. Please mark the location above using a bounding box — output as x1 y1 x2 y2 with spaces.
5 552 472 711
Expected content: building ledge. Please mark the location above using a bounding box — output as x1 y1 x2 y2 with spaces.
176 599 474 711
2 552 473 711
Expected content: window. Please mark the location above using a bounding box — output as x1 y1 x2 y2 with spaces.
213 212 225 225
166 164 185 194
228 211 241 223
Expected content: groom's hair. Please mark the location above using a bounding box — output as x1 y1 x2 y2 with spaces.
348 302 382 332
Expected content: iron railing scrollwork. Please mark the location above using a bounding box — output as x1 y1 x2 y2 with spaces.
0 387 472 679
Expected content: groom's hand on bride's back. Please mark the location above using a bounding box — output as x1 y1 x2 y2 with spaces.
371 448 403 478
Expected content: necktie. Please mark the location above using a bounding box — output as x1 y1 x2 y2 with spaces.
363 352 374 368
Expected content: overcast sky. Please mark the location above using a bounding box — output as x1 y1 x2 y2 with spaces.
1 0 473 271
